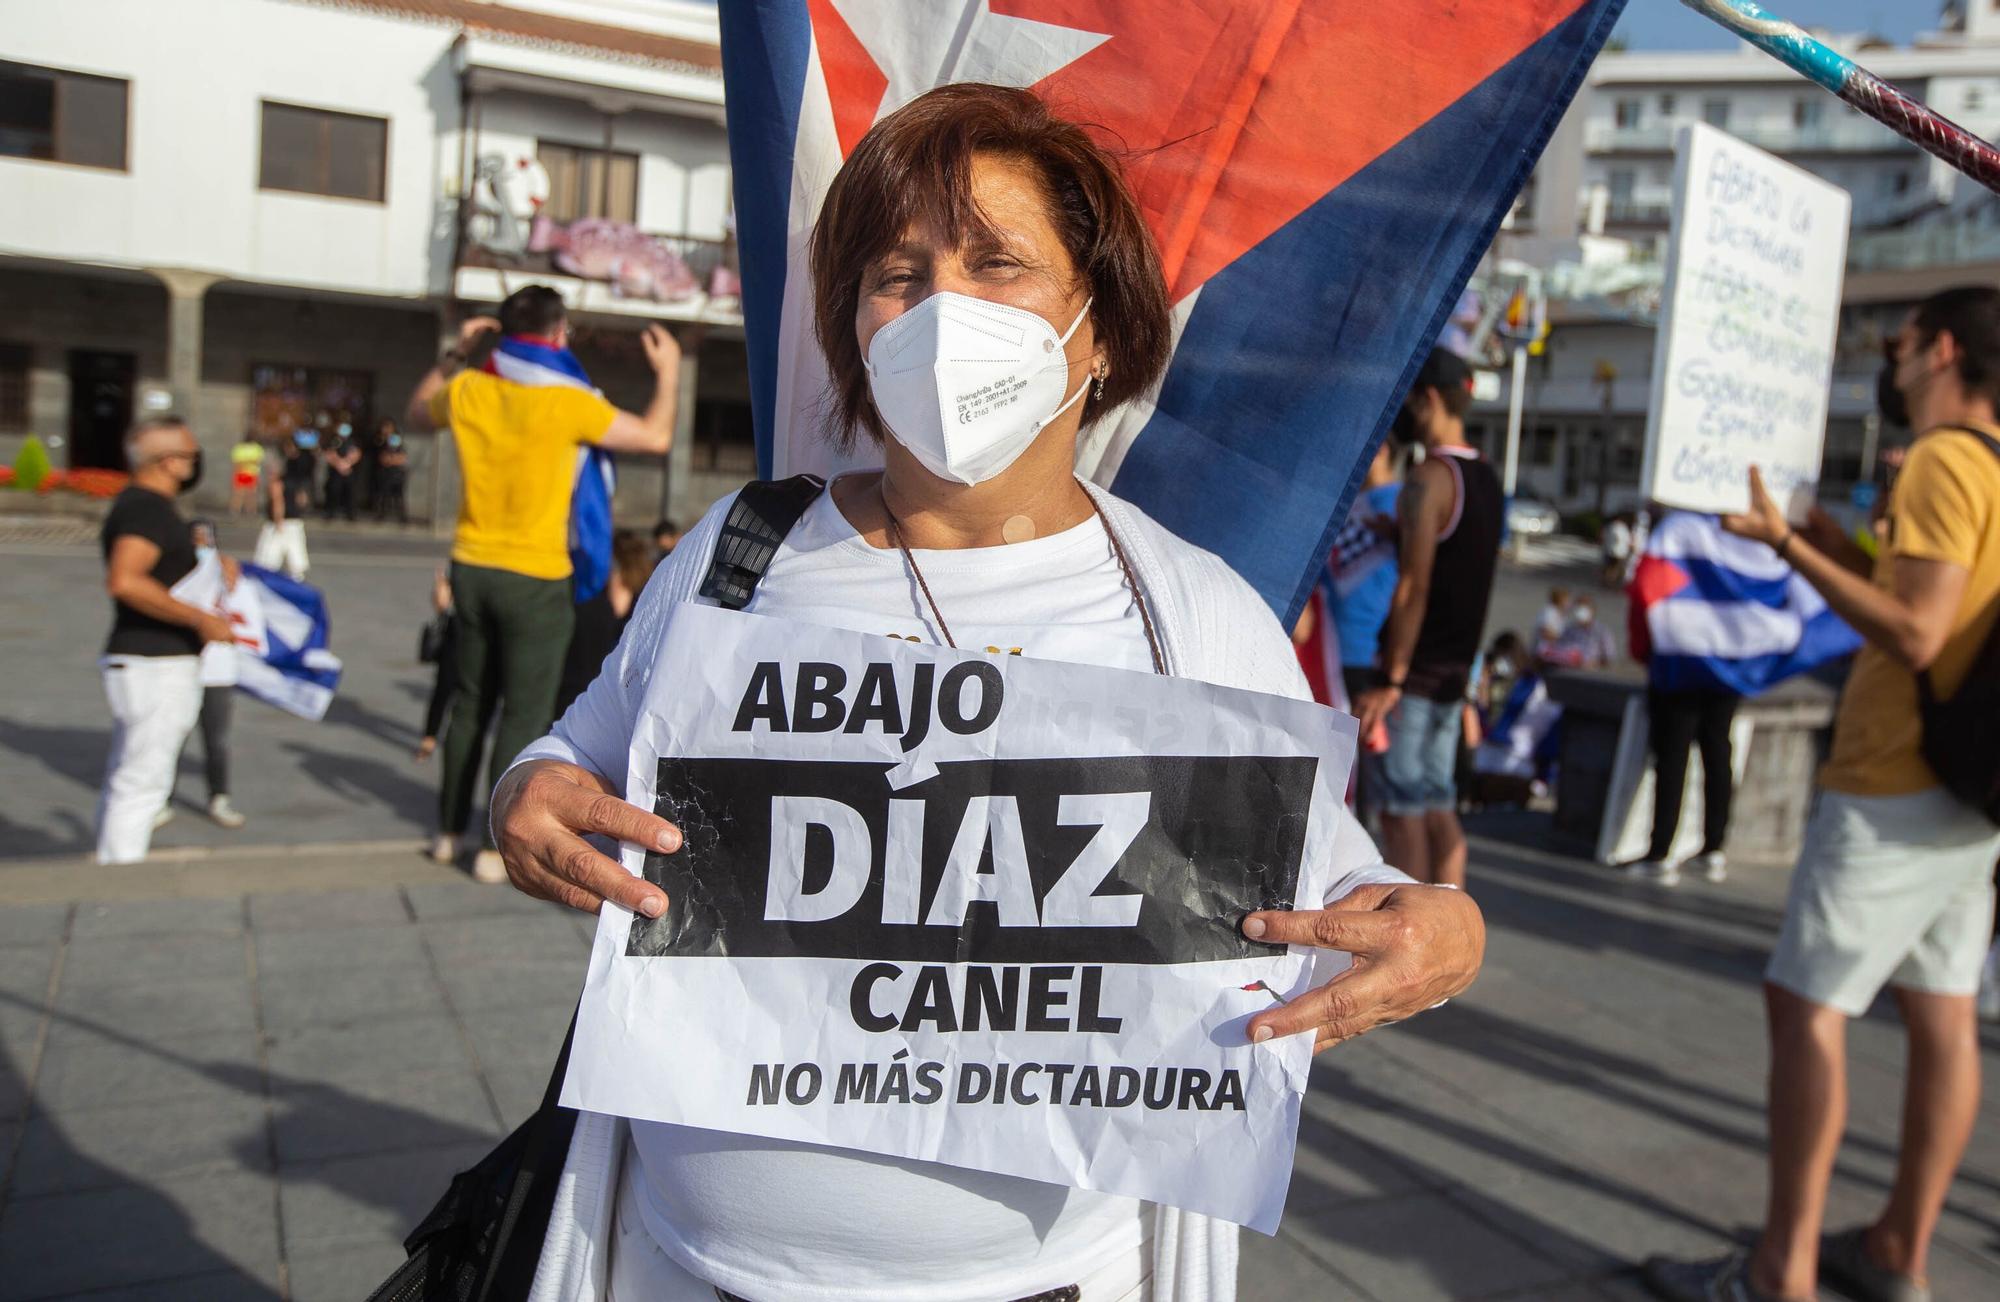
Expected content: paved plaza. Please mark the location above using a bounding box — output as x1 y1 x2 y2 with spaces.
2 520 1997 1300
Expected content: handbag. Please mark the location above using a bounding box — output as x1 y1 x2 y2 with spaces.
367 476 828 1300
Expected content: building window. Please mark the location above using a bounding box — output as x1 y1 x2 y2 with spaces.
1614 98 1642 129
1794 97 1823 130
1968 86 1986 112
538 141 639 225
1530 425 1558 467
1658 94 1677 116
1702 98 1731 128
1608 168 1636 202
1881 169 1911 196
0 61 128 170
259 101 387 202
692 395 757 473
249 363 374 441
0 343 29 430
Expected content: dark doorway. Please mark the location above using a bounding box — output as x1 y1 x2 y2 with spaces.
67 349 136 470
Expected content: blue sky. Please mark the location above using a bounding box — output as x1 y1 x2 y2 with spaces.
1618 0 1935 50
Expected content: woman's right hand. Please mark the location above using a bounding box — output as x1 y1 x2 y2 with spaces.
490 759 681 916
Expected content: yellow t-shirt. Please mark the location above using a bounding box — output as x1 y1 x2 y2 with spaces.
1821 425 2000 796
230 441 264 471
432 370 617 580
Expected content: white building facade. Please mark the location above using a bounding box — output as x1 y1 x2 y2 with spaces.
1478 4 2000 518
0 0 749 525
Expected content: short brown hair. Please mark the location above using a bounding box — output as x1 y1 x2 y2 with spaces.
809 84 1172 448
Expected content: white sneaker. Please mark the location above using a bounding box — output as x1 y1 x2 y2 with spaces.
207 794 247 830
1684 850 1727 883
472 849 509 885
1623 858 1680 886
428 833 459 865
151 805 174 830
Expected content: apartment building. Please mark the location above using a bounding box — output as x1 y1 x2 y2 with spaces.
1479 3 2000 515
0 0 748 525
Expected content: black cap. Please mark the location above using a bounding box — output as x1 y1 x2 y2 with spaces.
1413 347 1474 400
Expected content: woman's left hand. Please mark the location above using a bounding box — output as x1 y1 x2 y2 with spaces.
1240 883 1485 1051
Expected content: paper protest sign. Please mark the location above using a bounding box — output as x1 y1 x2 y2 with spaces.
562 605 1358 1232
1642 122 1851 517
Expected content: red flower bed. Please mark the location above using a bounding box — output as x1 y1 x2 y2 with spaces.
36 468 131 498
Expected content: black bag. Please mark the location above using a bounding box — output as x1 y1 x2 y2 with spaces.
367 476 828 1302
1915 429 2000 826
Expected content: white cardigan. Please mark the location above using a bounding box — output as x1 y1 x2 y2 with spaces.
517 480 1413 1302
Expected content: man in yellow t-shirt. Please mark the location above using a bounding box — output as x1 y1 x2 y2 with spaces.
406 285 680 880
1647 287 2000 1302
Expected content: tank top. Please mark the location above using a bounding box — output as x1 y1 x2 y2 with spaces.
1406 446 1502 701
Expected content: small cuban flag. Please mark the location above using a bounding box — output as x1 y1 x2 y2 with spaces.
1627 512 1861 696
234 564 344 721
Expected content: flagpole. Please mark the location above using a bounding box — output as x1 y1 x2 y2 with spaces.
1679 0 2000 196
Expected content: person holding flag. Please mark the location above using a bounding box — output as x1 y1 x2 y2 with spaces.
481 84 1487 1301
404 286 681 882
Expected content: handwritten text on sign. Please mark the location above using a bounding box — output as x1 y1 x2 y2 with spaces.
560 605 1357 1233
1643 122 1851 516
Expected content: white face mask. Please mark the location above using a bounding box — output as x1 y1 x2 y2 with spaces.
865 292 1093 485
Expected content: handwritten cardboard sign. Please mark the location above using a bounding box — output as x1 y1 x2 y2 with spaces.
1642 122 1851 517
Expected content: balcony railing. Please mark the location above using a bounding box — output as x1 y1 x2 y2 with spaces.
1602 199 1672 225
458 205 740 306
1585 119 1911 154
1847 220 2000 272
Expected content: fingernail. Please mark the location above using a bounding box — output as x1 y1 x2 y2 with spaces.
641 894 666 918
1251 1025 1274 1043
1242 915 1267 940
656 829 680 853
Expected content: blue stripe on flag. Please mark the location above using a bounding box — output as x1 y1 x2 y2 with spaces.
1670 556 1797 610
719 0 814 481
1106 1 1626 621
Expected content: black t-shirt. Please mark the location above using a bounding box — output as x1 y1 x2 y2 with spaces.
101 486 201 657
1406 448 1504 702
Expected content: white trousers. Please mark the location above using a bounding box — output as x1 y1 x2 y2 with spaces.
96 655 204 864
254 519 310 579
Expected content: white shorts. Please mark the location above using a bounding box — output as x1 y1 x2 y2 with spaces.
1765 787 2000 1016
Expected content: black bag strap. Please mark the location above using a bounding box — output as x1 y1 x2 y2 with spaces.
1916 428 2000 705
698 474 827 610
473 1005 581 1302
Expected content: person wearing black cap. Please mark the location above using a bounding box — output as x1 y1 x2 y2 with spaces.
1355 347 1504 888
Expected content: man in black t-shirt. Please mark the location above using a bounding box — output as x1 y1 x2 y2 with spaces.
96 416 235 864
1354 349 1503 888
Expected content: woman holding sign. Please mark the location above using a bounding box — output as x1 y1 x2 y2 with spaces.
487 85 1484 1301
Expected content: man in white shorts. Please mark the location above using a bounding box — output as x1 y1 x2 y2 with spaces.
1645 287 2000 1302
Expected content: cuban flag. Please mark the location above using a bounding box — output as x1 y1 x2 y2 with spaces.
1627 512 1862 697
486 335 618 602
720 0 1626 619
234 565 344 721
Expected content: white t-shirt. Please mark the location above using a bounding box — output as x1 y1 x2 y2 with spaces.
626 486 1154 1302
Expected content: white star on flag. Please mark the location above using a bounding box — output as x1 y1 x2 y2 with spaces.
828 0 1111 125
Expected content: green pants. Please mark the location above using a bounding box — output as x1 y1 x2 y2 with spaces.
438 561 575 838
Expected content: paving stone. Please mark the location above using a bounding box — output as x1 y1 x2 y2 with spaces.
0 945 56 1001
55 973 257 1038
1243 1231 1378 1299
249 887 411 932
279 1140 491 1250
438 954 587 1014
402 880 555 922
60 931 249 991
253 921 429 975
256 961 450 1029
65 1268 280 1301
422 910 590 967
34 1026 261 1113
1282 1190 1572 1302
288 1239 408 1302
70 896 244 939
264 1013 476 1089
0 903 69 949
270 1070 498 1164
1286 1107 1433 1213
11 1089 270 1194
0 1169 279 1300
